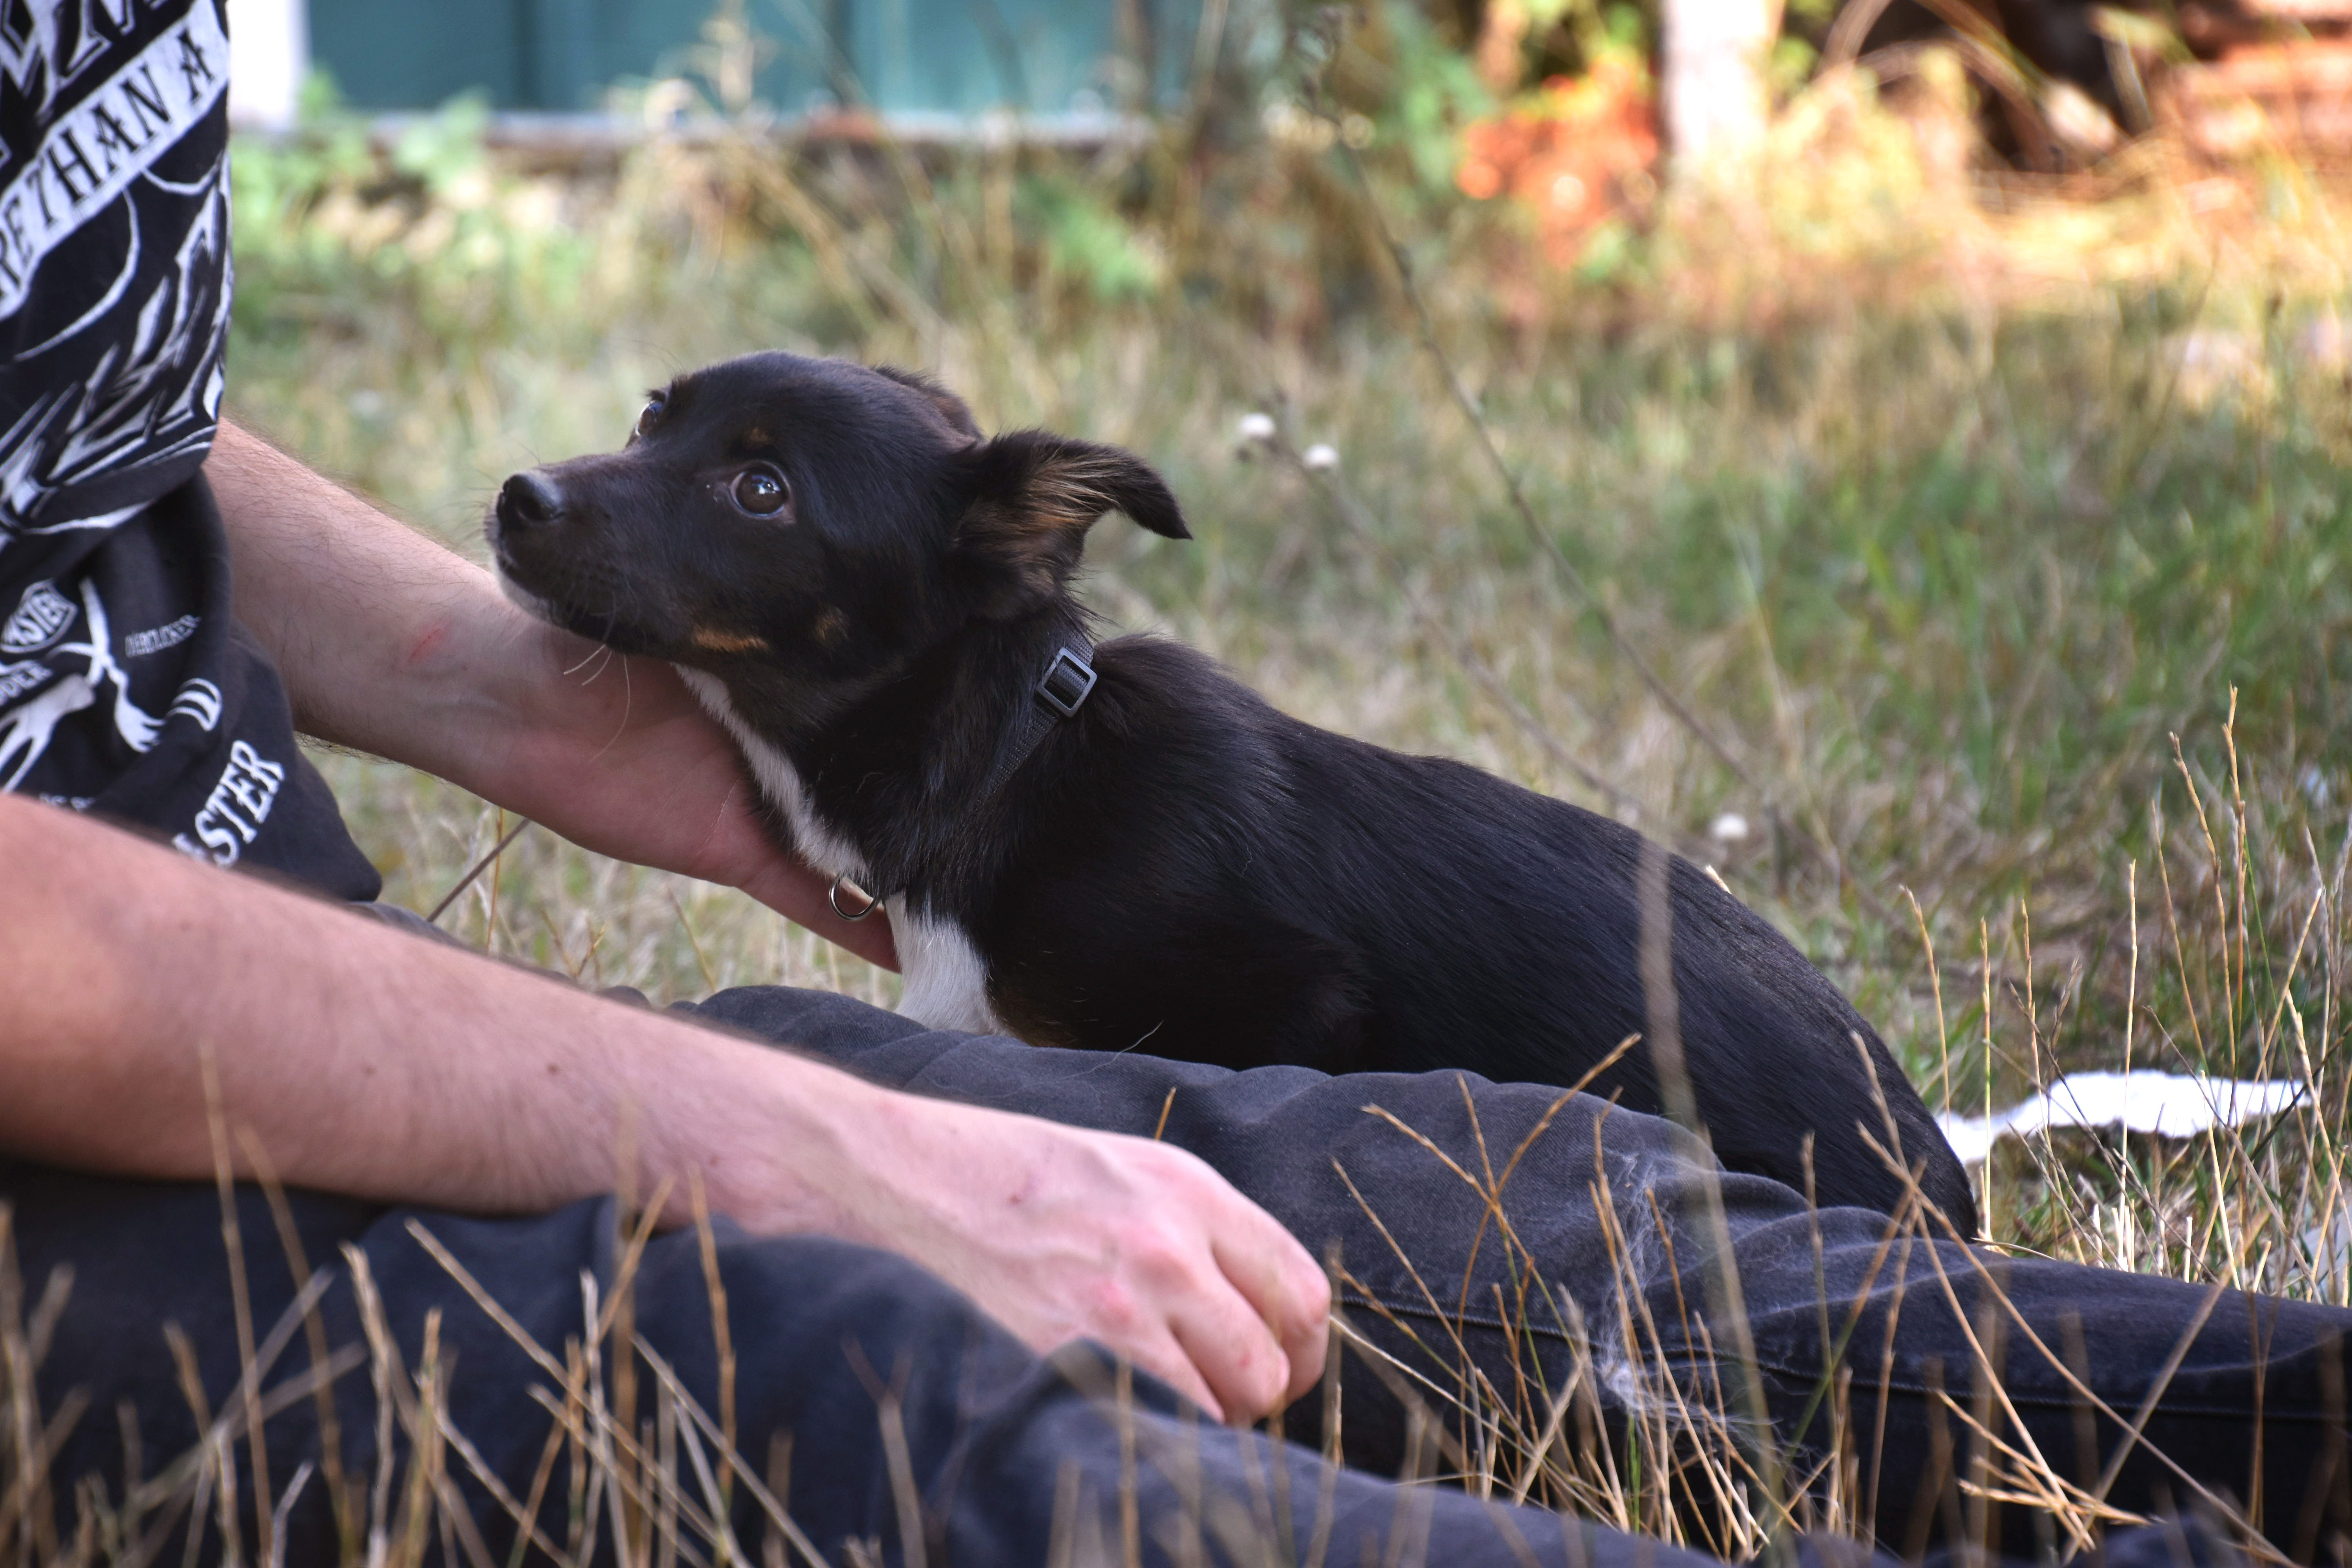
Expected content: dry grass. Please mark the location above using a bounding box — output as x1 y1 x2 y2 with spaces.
11 777 2339 1565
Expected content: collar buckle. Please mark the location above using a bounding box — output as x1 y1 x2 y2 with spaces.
1035 646 1098 719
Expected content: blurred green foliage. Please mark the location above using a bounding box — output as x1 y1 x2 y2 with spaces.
1016 170 1169 301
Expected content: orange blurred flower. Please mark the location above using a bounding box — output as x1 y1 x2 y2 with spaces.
1456 54 1659 263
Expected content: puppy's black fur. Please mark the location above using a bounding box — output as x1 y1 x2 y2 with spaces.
490 351 1977 1230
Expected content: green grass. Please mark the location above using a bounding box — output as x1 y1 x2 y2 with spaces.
225 120 2352 1071
190 90 2352 1558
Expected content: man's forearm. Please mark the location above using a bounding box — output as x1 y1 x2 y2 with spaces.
207 419 627 809
202 421 894 965
0 791 867 1229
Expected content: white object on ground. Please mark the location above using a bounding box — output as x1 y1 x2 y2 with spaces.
1708 811 1749 844
1236 412 1277 443
1936 1071 2307 1165
1301 443 1339 472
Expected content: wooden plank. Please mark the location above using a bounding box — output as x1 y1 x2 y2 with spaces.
2161 41 2352 151
2233 0 2352 20
2200 40 2352 91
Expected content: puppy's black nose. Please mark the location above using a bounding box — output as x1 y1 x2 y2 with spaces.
497 470 566 531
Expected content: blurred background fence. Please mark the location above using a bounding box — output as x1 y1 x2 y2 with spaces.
227 0 2350 168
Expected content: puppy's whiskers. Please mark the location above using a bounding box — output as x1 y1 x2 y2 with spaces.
587 652 636 766
561 643 613 683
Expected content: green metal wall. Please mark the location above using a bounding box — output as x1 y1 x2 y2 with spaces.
307 0 1199 114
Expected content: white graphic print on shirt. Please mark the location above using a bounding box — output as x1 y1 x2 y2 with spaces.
0 3 385 900
122 610 195 654
0 577 72 649
0 0 230 540
0 4 230 316
172 736 285 866
0 573 171 786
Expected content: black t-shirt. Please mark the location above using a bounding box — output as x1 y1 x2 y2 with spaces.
0 0 379 899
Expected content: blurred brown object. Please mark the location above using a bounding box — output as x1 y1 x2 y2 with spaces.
1475 0 1532 91
1455 55 1661 262
2229 0 2352 18
2160 38 2352 153
2173 2 2321 51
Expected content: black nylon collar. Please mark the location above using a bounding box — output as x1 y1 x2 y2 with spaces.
978 643 1097 800
826 642 1097 922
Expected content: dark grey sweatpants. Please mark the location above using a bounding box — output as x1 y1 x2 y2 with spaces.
4 980 2336 1565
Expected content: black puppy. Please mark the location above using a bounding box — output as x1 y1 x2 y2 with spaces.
489 351 1976 1229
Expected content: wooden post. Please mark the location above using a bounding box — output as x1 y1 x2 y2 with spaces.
1661 0 1775 175
226 0 310 129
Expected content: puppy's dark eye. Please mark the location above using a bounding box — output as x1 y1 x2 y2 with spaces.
732 465 790 516
635 395 666 439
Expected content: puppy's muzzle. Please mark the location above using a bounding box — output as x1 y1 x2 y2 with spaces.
495 469 568 535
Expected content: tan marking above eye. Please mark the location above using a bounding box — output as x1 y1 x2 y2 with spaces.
812 608 848 647
691 627 771 654
741 427 770 448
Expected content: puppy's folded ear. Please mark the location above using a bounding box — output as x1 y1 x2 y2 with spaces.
955 430 1190 613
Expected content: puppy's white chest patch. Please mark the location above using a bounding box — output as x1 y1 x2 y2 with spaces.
888 902 1006 1035
676 665 1006 1036
674 667 868 881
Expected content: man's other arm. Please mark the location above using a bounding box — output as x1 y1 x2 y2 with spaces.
201 420 895 967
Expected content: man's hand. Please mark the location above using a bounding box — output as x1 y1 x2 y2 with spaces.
442 613 896 965
769 1093 1332 1420
0 795 1328 1421
202 421 896 968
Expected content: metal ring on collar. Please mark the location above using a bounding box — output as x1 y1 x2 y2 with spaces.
828 874 883 921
